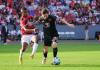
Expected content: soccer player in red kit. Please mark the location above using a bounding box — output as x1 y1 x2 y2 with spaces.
19 7 38 64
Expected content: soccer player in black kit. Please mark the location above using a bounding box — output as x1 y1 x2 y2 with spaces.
40 8 74 64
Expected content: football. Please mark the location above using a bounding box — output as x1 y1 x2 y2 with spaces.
53 57 60 65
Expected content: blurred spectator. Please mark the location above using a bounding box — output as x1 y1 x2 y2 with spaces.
26 1 35 16
1 23 8 44
96 0 100 11
69 0 76 10
64 10 76 24
91 0 96 10
0 0 100 41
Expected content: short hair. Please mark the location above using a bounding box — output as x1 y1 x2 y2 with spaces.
42 8 49 14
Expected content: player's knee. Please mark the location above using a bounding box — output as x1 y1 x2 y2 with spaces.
52 37 58 48
34 39 38 43
22 48 25 52
22 46 27 52
20 47 25 52
31 36 38 43
52 42 58 48
22 43 28 52
43 47 48 53
30 41 34 47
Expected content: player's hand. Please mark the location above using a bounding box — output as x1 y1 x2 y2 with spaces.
61 18 75 28
68 24 75 28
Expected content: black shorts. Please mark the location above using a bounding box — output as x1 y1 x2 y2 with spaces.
44 36 58 46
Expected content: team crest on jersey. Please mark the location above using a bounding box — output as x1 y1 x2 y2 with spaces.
45 23 50 28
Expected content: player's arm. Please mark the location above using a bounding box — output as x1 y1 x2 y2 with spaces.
30 16 44 25
37 16 44 23
22 24 35 32
20 21 35 32
60 18 75 28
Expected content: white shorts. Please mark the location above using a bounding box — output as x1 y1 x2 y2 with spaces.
21 35 33 46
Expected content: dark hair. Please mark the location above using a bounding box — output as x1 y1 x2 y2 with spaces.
26 1 32 5
42 8 49 14
21 7 27 13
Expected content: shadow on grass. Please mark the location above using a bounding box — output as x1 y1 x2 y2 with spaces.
1 64 100 68
31 64 100 67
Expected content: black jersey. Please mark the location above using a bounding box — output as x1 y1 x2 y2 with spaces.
41 15 59 37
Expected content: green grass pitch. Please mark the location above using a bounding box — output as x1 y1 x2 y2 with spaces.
0 40 100 70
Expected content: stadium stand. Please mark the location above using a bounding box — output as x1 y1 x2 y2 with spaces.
0 0 100 42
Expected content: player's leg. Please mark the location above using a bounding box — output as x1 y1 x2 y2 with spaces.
3 34 7 44
42 37 51 64
30 29 39 58
19 35 29 64
19 42 28 64
42 46 48 64
30 35 39 59
85 30 89 40
51 37 58 61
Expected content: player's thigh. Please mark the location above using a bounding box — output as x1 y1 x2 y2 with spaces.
31 35 38 43
22 42 28 50
51 37 58 48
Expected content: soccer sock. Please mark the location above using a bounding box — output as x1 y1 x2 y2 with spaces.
43 52 48 58
53 48 58 57
19 50 23 58
31 43 38 55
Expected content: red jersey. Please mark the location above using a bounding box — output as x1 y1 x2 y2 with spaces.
20 15 35 35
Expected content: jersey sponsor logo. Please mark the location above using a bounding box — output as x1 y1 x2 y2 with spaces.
44 23 50 28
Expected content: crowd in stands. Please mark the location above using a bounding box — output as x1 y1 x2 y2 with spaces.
0 0 100 42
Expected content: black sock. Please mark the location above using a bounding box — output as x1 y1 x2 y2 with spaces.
53 48 58 58
43 52 47 58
